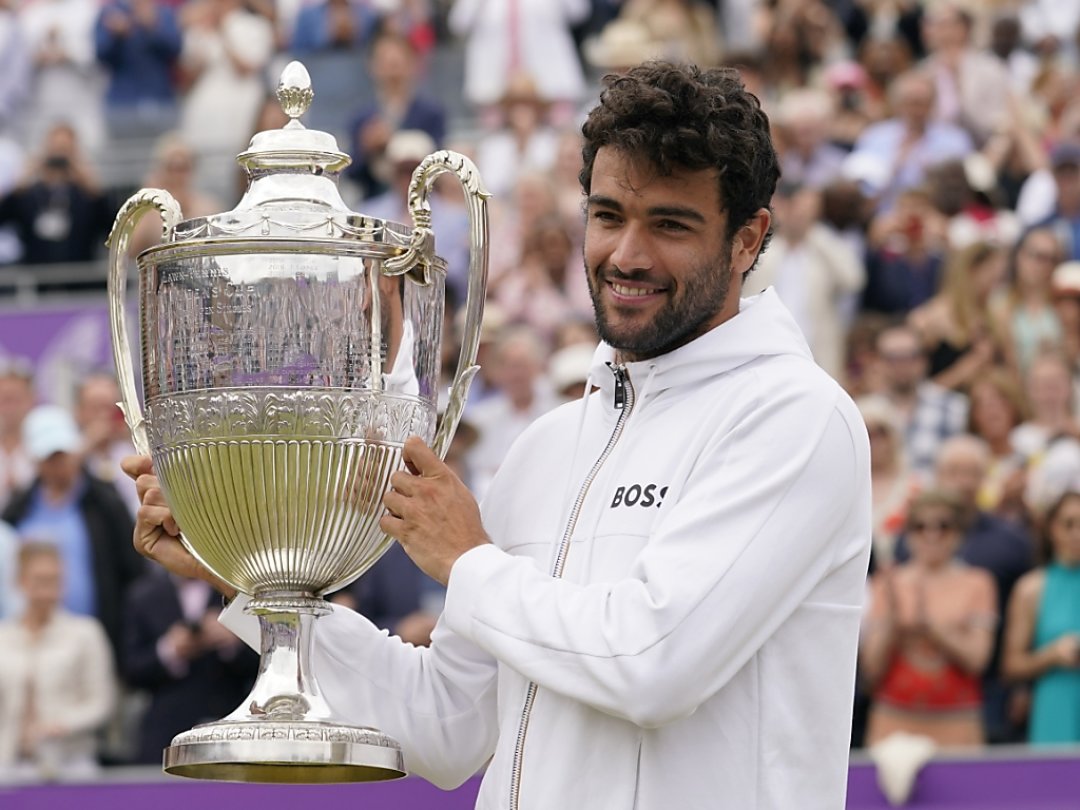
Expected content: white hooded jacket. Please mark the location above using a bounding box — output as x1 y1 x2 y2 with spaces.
222 288 872 809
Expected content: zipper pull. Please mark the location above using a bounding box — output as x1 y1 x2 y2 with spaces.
609 363 626 410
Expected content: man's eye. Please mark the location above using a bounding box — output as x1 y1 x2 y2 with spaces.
591 210 619 223
658 220 689 231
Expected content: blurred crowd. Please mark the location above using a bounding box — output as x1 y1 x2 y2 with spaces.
3 0 1080 782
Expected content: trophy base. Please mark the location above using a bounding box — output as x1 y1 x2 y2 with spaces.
163 721 405 783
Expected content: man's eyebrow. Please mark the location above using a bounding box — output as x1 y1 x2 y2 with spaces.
646 205 707 223
585 194 622 211
585 195 708 223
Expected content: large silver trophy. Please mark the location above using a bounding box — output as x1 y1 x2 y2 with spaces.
106 62 488 783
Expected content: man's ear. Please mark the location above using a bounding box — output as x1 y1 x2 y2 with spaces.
731 209 772 277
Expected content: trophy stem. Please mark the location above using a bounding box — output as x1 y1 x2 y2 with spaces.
163 593 405 783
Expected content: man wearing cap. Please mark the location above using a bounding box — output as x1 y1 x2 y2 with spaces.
2 404 142 661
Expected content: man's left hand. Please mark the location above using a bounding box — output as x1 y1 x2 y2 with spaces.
380 435 490 586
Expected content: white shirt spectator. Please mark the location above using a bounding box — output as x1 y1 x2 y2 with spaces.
19 0 106 154
448 0 589 108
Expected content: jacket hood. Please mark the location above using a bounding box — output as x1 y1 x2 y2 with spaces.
588 287 814 401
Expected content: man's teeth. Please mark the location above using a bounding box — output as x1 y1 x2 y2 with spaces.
611 283 658 297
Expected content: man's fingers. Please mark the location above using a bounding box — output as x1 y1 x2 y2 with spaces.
138 503 179 536
121 454 153 482
379 512 405 540
402 435 444 477
383 490 408 520
135 472 161 503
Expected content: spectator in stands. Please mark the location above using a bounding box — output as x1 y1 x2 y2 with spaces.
19 0 106 154
0 542 115 779
75 372 138 518
896 434 1035 742
907 241 1008 392
859 395 923 570
1 405 142 663
774 88 848 191
464 324 558 499
378 0 436 57
861 489 997 747
967 369 1030 524
862 187 949 315
989 13 1039 96
361 129 469 301
615 0 721 67
993 227 1065 377
492 213 590 342
0 123 112 267
289 0 378 55
487 170 561 293
848 69 973 212
873 323 969 476
757 0 846 94
1013 352 1080 518
1011 352 1078 465
475 73 559 201
330 544 444 648
0 359 35 513
855 36 914 126
122 567 257 763
177 0 274 197
129 133 221 256
916 435 1035 613
94 0 182 137
345 30 446 200
927 158 1021 250
448 0 589 114
747 182 864 380
1002 490 1080 744
822 61 875 152
1032 141 1080 262
920 2 1012 146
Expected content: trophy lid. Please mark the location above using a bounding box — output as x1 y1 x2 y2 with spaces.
236 61 351 179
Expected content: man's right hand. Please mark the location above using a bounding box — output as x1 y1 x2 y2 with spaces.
121 455 237 599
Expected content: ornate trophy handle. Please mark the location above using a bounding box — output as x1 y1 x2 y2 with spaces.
105 189 183 456
384 150 490 460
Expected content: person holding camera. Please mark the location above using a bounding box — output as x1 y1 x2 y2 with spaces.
0 122 112 267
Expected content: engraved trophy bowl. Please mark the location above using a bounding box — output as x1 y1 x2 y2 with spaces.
106 61 489 783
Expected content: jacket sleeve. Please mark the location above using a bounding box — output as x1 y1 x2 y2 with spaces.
219 596 498 789
441 388 869 729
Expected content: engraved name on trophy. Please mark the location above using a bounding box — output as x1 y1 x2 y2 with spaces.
106 61 489 783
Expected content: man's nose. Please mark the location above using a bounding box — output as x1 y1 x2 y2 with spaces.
608 222 653 273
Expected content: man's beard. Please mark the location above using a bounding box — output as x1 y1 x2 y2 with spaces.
586 243 733 361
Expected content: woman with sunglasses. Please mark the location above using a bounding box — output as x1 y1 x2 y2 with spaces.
860 490 997 746
1002 490 1080 744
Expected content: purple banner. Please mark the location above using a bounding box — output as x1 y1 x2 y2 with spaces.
0 298 134 406
0 774 481 810
5 755 1080 810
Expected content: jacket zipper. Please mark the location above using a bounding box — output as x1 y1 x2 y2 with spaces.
508 363 636 810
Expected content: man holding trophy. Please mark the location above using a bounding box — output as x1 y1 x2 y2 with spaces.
122 62 872 809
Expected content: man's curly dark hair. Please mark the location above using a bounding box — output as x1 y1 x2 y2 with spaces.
580 62 780 262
